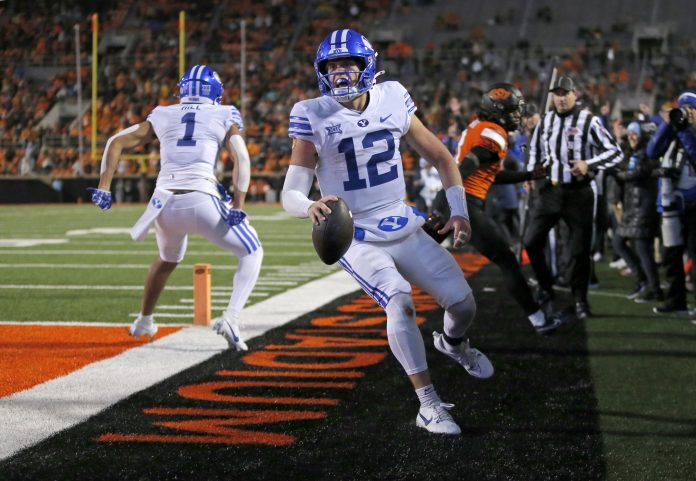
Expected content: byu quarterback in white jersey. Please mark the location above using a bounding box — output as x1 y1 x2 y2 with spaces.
87 65 262 352
290 81 419 241
282 29 493 436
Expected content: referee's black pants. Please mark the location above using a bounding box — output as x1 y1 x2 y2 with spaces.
523 180 594 304
467 194 539 315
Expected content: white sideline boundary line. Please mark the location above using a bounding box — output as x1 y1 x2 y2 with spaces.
0 249 317 256
0 269 357 461
0 321 193 327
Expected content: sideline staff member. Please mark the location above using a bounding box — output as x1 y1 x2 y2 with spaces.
524 76 623 319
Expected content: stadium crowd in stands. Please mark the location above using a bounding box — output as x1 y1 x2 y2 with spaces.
2 0 694 183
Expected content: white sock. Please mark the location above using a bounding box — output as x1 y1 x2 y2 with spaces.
226 249 263 314
221 309 239 325
415 384 441 407
138 314 154 324
528 309 545 327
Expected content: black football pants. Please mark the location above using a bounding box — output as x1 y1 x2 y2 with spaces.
523 181 594 304
467 194 539 315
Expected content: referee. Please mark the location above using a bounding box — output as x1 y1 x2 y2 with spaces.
523 76 623 319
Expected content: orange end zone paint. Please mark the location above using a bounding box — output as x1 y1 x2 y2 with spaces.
93 253 491 447
0 324 183 397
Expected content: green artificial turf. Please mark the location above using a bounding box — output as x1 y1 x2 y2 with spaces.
0 203 338 322
1 204 695 480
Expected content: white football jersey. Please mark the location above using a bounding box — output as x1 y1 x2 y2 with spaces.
289 81 421 241
147 102 243 196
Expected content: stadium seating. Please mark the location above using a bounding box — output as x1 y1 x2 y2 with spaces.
1 0 696 188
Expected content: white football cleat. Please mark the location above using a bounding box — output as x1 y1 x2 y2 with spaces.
609 258 627 269
433 331 494 379
533 311 566 335
416 402 461 435
129 316 158 340
213 316 249 351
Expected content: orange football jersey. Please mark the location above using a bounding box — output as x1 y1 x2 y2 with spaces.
454 119 508 200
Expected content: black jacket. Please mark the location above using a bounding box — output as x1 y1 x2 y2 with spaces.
616 146 660 239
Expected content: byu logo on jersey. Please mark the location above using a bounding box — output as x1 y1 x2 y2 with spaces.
151 198 163 209
357 119 369 127
378 216 408 232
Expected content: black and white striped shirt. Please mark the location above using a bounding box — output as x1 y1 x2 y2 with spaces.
527 106 623 185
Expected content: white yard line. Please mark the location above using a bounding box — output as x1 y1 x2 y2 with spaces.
65 240 309 246
0 239 68 247
0 285 293 291
0 269 357 461
0 249 316 256
156 305 211 310
0 263 338 274
266 273 319 279
0 285 194 290
0 263 159 269
254 280 299 286
227 285 282 291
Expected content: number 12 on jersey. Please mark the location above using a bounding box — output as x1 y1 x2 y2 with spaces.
339 129 397 191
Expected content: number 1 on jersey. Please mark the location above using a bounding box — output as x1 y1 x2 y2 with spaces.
339 138 367 190
176 112 197 147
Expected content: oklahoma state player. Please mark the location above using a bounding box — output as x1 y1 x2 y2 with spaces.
429 83 565 334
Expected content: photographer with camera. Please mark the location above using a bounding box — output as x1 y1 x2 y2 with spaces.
646 91 696 315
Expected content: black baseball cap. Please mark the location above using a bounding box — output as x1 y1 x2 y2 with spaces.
549 76 575 93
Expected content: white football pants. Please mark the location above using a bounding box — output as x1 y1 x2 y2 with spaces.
339 228 472 374
153 192 263 313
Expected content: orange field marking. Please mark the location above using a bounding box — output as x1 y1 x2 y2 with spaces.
242 351 387 370
453 251 491 274
0 324 183 397
215 370 365 378
98 408 327 446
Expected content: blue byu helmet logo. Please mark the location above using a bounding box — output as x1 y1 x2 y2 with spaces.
378 216 408 232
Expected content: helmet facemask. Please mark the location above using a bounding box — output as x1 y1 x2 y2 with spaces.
317 57 372 102
503 100 525 129
314 29 378 102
